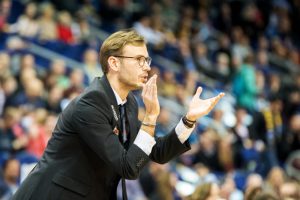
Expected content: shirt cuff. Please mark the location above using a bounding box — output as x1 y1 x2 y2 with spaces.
134 130 156 155
175 119 195 143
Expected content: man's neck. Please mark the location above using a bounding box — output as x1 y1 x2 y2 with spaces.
107 74 129 101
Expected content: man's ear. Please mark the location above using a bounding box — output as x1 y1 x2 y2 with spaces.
107 56 120 72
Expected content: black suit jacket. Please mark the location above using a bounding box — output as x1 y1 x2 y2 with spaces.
12 76 190 200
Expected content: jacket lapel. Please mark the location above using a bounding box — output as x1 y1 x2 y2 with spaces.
96 76 120 129
96 76 138 146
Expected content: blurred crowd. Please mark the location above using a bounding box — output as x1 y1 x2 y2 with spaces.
0 0 300 199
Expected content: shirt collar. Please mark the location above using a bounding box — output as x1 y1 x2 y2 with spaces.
112 88 127 106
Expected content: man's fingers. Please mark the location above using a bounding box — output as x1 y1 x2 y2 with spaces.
148 81 154 97
219 92 225 98
211 92 225 101
146 74 157 85
210 92 225 107
152 74 158 81
143 74 158 99
194 87 202 98
151 75 157 96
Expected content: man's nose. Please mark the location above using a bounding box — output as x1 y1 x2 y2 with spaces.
144 62 151 71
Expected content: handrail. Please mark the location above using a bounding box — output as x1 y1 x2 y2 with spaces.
27 43 85 69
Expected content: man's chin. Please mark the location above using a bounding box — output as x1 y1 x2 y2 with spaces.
129 82 144 91
136 83 145 89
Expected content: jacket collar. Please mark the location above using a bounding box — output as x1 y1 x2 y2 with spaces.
98 75 119 108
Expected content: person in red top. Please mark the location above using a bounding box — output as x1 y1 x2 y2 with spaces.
56 11 75 44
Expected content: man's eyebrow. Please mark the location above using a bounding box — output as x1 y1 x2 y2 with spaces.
135 55 149 58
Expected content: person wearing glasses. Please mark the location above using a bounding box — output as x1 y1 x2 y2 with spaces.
12 29 224 200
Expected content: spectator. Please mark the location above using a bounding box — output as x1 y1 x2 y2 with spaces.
0 52 11 80
9 78 46 111
158 70 177 99
0 0 11 33
82 48 103 83
37 3 57 42
9 2 39 38
232 52 258 111
279 180 300 200
220 175 244 200
244 174 263 197
45 59 69 90
192 128 222 172
188 182 221 200
156 170 179 200
45 86 63 114
2 76 17 109
264 167 286 196
24 109 49 158
0 158 20 199
133 14 165 47
0 107 26 155
56 10 77 44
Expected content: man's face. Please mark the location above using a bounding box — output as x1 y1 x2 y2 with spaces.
117 44 151 90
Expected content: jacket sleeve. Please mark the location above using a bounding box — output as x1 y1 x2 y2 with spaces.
149 129 191 164
71 90 149 180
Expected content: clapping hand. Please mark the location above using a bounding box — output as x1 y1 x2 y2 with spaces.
142 74 160 122
186 87 225 121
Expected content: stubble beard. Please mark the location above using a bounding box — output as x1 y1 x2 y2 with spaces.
119 76 142 91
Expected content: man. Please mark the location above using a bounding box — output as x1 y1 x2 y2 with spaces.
12 29 224 200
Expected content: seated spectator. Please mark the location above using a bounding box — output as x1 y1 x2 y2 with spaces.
2 76 17 109
82 48 103 83
14 54 43 85
139 162 179 200
245 186 279 200
215 52 231 83
232 52 258 111
255 50 272 79
9 78 47 111
244 174 263 198
155 107 172 137
56 10 77 44
220 175 244 200
187 182 221 200
156 170 180 200
0 158 20 199
209 109 228 138
37 2 57 42
8 2 39 38
158 70 177 99
46 86 63 114
218 134 235 172
279 181 300 200
0 0 11 33
264 167 286 196
193 42 213 73
45 59 69 90
192 128 223 172
133 14 165 47
0 52 11 80
194 164 218 185
0 107 26 155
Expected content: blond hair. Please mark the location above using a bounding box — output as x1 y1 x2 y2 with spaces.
99 29 145 74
